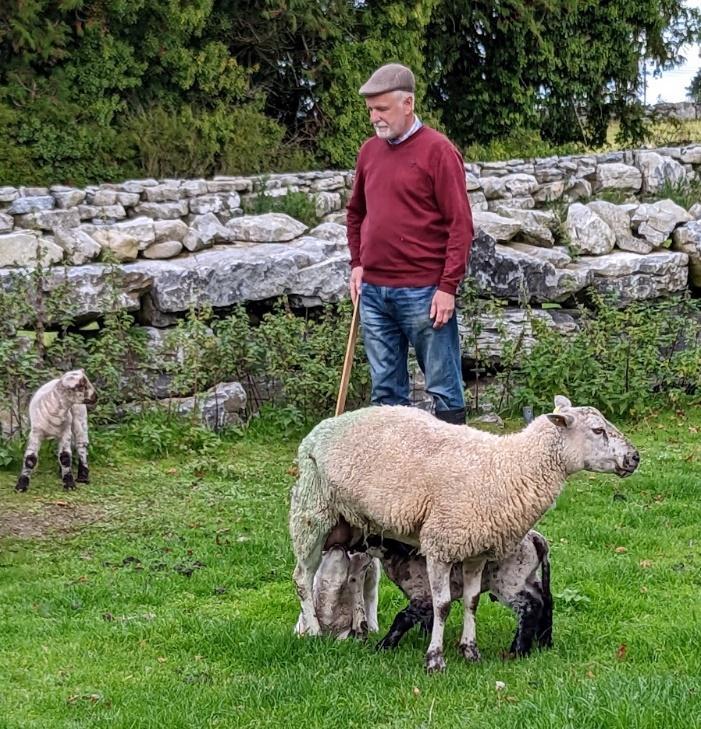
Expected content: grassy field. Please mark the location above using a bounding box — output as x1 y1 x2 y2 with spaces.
1 408 700 729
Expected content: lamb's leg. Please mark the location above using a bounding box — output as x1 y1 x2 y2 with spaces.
72 404 90 483
535 584 554 649
458 557 487 662
15 431 41 492
57 425 76 490
425 557 453 672
376 601 432 650
363 558 380 633
508 591 543 657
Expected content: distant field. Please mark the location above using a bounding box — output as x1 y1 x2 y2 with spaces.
1 409 700 728
608 118 701 148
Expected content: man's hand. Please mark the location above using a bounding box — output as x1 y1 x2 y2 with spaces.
350 266 363 306
430 290 455 329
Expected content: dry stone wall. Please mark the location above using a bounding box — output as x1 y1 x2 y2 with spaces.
2 145 701 379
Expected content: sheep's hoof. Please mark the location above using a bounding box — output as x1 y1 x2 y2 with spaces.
294 621 322 637
350 621 369 641
458 641 481 662
76 466 90 484
425 649 446 673
15 476 29 492
63 475 77 490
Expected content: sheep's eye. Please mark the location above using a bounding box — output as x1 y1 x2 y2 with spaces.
592 427 605 435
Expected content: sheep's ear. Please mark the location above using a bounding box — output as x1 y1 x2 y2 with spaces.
554 395 572 410
547 412 575 429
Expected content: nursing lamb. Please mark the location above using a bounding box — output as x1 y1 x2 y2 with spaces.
15 369 97 492
289 396 639 671
373 530 552 657
294 547 380 639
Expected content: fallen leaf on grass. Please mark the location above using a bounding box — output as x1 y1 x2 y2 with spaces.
614 546 627 554
67 693 103 705
616 644 627 661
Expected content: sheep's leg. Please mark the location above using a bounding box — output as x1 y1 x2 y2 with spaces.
57 425 76 490
425 557 453 672
457 557 487 662
16 431 42 492
72 405 90 483
363 558 380 633
289 450 336 636
292 542 325 636
376 601 432 650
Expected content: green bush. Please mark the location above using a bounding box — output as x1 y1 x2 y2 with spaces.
242 189 321 228
504 293 701 420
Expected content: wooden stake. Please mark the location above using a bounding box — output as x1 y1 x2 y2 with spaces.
335 298 360 417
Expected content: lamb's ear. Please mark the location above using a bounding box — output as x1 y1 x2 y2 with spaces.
61 370 83 388
554 395 572 410
547 412 575 429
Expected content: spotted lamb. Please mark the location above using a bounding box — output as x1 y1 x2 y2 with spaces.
15 369 97 492
373 529 552 657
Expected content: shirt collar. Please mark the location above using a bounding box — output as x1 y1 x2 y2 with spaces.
388 116 423 145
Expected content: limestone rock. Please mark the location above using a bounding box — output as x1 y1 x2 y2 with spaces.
565 203 616 255
225 213 308 242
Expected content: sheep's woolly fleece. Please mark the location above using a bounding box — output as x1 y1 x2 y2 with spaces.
290 405 569 564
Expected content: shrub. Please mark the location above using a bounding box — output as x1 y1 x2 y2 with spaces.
504 293 701 420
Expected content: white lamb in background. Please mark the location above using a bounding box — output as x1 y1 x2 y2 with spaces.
294 547 380 640
15 369 97 493
289 396 639 671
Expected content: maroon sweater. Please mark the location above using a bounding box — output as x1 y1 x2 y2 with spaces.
346 125 473 295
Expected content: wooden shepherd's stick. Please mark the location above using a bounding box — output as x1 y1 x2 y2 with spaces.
335 297 360 417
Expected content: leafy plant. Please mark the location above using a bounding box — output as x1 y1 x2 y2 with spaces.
507 292 701 420
242 188 321 228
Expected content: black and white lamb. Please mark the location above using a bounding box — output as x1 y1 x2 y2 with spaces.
15 369 97 492
289 396 639 671
372 529 552 657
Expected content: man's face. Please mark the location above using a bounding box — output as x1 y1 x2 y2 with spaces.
365 91 414 140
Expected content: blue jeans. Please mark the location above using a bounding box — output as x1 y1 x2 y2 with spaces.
359 283 465 412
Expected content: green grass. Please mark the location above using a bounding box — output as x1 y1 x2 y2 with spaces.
1 409 701 728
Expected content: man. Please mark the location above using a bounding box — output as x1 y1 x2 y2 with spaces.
346 63 474 424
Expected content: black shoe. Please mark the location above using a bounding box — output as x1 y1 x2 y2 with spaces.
434 408 466 425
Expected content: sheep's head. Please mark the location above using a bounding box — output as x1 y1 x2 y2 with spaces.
59 369 98 406
547 395 639 477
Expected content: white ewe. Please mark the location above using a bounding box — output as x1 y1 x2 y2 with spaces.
15 369 97 492
289 396 639 671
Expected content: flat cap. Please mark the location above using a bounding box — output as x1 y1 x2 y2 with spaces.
359 63 415 96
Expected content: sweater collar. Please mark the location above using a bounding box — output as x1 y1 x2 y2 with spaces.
388 116 423 146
